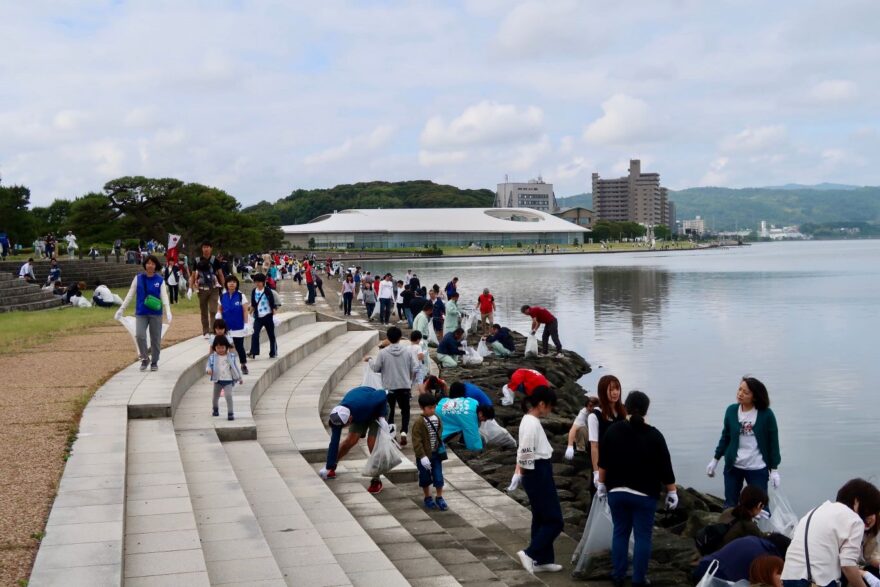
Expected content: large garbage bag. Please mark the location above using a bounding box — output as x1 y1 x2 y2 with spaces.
695 560 751 587
524 333 539 357
479 419 516 449
756 487 799 537
362 428 403 478
117 316 169 354
362 363 384 390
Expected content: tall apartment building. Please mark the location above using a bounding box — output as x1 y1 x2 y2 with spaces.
592 159 670 226
495 177 558 212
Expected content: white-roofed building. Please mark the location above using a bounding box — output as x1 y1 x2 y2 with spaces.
281 208 589 249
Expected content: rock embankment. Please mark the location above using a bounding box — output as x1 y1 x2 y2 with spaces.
439 332 725 585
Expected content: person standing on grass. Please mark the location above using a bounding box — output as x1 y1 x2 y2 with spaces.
412 394 448 511
219 275 250 375
520 304 563 358
190 242 225 339
248 273 278 359
508 386 564 575
341 274 355 315
378 273 395 325
163 258 180 305
116 254 173 372
597 391 678 587
319 386 391 495
205 336 243 421
366 326 420 446
707 377 781 508
477 288 496 336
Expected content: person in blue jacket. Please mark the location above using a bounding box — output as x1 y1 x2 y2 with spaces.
707 377 782 507
320 386 390 495
449 381 496 421
436 328 466 368
692 535 790 584
437 396 483 450
486 323 515 357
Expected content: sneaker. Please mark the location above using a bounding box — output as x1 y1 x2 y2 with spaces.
140 360 148 371
212 408 219 417
150 364 158 371
533 563 563 573
436 496 448 511
367 480 383 494
517 550 535 575
203 333 211 339
424 496 437 510
399 432 407 447
326 469 336 480
554 352 565 358
228 413 234 421
241 365 249 375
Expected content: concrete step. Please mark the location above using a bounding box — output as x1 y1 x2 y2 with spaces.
0 278 44 293
176 429 288 586
2 289 60 305
0 297 65 312
172 319 349 440
224 441 356 586
123 419 210 586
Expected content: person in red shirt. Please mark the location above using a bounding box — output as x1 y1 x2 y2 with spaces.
521 305 563 357
502 368 551 405
477 288 496 336
304 260 316 305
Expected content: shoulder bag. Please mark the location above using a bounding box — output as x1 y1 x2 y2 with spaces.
424 416 447 461
141 274 163 312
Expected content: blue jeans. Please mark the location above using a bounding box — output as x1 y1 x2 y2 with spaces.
380 298 392 324
521 459 563 565
342 292 353 315
416 452 444 488
608 491 657 584
723 466 769 508
405 308 414 328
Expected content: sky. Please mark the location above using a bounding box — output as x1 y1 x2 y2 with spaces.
2 0 879 207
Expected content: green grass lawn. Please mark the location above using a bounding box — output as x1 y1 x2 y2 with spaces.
0 287 202 353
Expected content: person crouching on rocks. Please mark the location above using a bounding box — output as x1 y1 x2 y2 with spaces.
507 386 564 575
501 368 550 406
319 386 391 495
436 328 466 368
563 394 599 472
565 375 626 488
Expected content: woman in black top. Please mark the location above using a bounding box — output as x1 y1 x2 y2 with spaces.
597 391 677 587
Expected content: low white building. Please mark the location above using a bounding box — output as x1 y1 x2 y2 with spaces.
281 208 589 249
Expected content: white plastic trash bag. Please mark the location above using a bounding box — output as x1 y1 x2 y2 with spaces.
501 384 514 406
461 313 473 332
695 560 751 587
461 347 484 366
524 333 539 357
273 314 282 327
357 289 364 302
476 339 491 358
70 295 92 308
362 428 403 478
229 321 253 338
362 362 384 390
338 296 343 309
572 493 615 573
117 316 169 354
756 488 799 537
112 293 124 305
427 327 439 347
479 419 517 449
369 304 380 320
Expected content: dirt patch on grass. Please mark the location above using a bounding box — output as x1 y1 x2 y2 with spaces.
0 313 202 586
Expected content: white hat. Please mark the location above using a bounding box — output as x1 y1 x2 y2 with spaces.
329 406 351 426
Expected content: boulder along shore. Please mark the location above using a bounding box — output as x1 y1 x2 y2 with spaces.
440 330 727 585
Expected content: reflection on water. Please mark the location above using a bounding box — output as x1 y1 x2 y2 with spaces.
376 241 880 512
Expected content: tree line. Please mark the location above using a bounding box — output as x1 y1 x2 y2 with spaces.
0 176 284 254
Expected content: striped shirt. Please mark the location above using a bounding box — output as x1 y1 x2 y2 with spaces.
424 415 440 452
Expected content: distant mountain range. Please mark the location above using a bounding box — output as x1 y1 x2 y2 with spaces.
557 185 880 231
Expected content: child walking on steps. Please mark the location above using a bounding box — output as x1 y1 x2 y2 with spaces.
412 394 448 511
206 337 243 421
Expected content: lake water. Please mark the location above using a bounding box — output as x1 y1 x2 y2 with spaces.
375 240 880 513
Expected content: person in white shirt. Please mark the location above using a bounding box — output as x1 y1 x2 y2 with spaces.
18 258 36 283
781 478 880 587
507 386 564 575
378 273 395 325
564 374 626 488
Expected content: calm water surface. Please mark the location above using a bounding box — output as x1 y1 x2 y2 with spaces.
375 240 880 512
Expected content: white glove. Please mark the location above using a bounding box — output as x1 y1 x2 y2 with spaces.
215 312 223 320
564 445 575 461
114 309 123 320
166 314 173 324
770 470 781 488
377 417 390 434
507 473 522 492
706 458 719 477
753 509 771 521
420 457 431 470
186 287 192 300
596 482 607 499
593 470 600 486
318 467 329 480
666 491 679 510
863 572 880 587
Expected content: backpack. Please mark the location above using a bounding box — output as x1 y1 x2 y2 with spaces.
694 521 733 556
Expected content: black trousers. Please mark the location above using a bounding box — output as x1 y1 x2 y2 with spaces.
233 336 247 365
542 319 562 354
250 315 277 357
387 388 412 434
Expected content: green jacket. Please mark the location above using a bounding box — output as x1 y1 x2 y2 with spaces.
411 414 443 460
714 404 781 471
444 300 460 333
413 312 431 338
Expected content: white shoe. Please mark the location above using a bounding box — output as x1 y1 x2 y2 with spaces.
534 563 563 573
554 352 565 358
516 550 535 575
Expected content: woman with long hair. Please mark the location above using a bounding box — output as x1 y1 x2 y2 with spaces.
707 377 781 507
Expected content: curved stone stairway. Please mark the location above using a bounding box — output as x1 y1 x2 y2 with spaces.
30 297 596 586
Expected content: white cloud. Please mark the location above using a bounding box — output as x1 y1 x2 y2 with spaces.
493 0 602 59
720 125 788 153
700 156 730 186
809 79 859 103
420 101 543 151
583 95 661 146
303 125 395 166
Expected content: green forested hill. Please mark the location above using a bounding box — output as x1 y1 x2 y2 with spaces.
245 180 495 225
